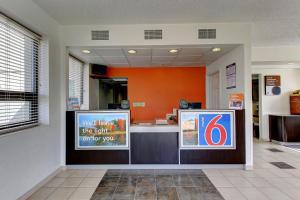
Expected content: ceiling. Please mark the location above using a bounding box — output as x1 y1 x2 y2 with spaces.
32 0 300 46
69 45 238 67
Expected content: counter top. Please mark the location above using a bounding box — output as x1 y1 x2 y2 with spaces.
130 124 180 133
269 114 300 117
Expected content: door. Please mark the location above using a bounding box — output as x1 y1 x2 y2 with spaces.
210 71 220 109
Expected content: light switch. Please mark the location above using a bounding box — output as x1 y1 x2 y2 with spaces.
133 102 146 107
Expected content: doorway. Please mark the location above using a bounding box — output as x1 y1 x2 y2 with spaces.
209 71 220 109
252 74 260 138
98 77 128 109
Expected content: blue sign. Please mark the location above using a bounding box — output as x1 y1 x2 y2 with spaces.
180 110 235 149
198 113 232 147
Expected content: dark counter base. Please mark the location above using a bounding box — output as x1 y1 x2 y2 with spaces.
269 115 300 142
131 132 179 164
66 111 129 164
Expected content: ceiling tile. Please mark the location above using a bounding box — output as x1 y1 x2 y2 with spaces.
172 62 205 66
94 48 124 56
175 55 203 62
152 48 180 56
124 48 151 56
127 56 151 62
102 56 128 63
109 63 130 67
179 47 211 56
152 56 176 62
129 61 151 66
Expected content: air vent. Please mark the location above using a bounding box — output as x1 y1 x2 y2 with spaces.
198 29 216 39
144 30 162 40
91 30 109 40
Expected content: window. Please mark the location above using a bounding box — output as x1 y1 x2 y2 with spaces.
0 13 40 134
68 56 84 110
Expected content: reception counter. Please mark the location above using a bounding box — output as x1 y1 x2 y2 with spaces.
269 114 300 143
66 109 245 165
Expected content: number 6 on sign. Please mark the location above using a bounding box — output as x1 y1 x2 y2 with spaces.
198 111 235 149
205 115 227 146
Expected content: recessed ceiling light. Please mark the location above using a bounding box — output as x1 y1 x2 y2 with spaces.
212 47 221 52
128 49 137 54
82 49 91 54
169 49 178 53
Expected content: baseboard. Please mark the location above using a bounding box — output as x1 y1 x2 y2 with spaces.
271 140 300 146
66 164 244 170
17 166 65 200
244 164 254 170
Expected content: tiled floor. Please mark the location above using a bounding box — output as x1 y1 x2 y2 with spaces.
27 139 300 200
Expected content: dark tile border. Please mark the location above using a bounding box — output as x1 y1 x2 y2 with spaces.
91 169 224 200
270 162 295 169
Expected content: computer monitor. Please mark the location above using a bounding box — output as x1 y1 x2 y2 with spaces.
188 102 201 109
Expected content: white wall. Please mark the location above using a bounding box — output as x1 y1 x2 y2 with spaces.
207 45 245 108
207 45 253 169
0 1 64 199
63 23 251 47
252 46 300 63
252 66 300 141
89 78 100 110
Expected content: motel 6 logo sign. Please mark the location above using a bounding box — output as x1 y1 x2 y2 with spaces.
198 112 235 149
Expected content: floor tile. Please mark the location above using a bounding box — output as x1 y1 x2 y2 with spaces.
46 187 75 200
70 170 90 178
68 187 95 200
173 175 193 186
27 187 56 200
118 176 138 187
99 177 120 187
217 187 247 200
203 169 224 177
176 187 202 200
281 188 300 200
45 177 65 187
61 177 83 187
208 176 233 188
245 177 273 187
237 187 269 200
56 170 74 178
258 187 292 200
191 176 215 188
79 177 101 188
156 175 175 187
87 170 106 178
185 169 206 176
136 177 155 187
112 186 135 200
106 169 123 177
227 177 253 188
135 186 156 200
157 187 179 200
90 187 115 200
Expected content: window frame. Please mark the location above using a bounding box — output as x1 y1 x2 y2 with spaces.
68 54 84 110
0 12 41 135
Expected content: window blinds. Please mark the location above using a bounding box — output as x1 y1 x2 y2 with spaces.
0 13 40 134
68 56 83 110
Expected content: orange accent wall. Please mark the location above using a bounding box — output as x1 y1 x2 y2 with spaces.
107 67 206 121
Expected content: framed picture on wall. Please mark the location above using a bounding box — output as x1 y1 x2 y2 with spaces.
265 75 281 96
226 63 236 89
